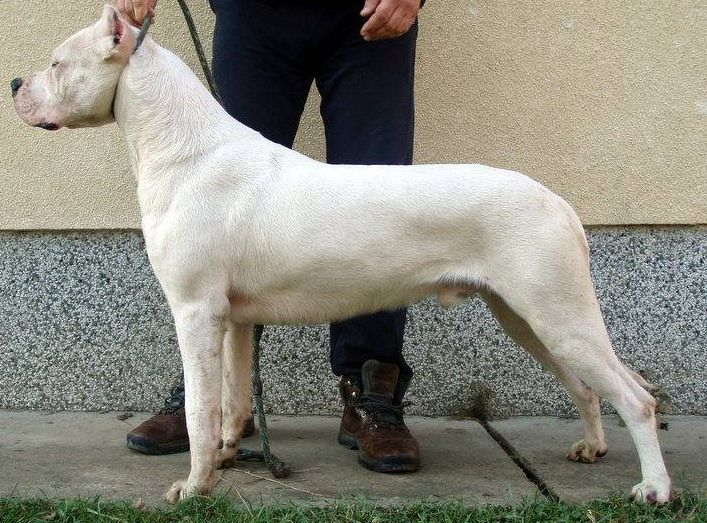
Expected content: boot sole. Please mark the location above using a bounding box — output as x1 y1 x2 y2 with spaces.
339 427 419 473
358 453 420 473
126 435 189 456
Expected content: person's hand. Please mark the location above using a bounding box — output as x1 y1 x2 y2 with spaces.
115 0 157 28
360 0 421 41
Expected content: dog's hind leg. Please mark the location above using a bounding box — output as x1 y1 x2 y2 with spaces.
488 262 670 503
218 322 254 468
541 334 670 503
164 299 229 503
481 290 607 464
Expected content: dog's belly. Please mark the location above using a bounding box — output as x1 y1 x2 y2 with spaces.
227 278 482 325
228 285 436 325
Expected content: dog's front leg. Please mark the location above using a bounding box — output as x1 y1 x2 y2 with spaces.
165 302 227 503
218 322 254 468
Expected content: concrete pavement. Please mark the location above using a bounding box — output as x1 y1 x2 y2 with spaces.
493 416 706 503
1 411 704 506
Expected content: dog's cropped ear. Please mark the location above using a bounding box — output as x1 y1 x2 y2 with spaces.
99 5 136 59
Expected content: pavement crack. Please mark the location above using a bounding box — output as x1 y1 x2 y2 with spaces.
477 419 559 502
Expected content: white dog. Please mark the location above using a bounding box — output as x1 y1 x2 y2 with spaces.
12 5 672 504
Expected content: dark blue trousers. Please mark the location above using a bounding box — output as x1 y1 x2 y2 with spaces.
211 0 416 382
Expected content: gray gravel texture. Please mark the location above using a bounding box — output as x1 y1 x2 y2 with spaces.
0 226 704 416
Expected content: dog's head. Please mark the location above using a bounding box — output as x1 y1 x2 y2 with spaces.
11 5 137 130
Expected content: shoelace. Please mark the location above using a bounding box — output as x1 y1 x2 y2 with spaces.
357 394 405 426
158 383 185 415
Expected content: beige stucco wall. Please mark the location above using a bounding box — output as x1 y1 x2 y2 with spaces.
1 0 705 229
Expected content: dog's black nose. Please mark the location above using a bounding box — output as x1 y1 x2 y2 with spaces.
11 77 23 96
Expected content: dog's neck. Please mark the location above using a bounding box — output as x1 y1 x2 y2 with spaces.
113 38 259 177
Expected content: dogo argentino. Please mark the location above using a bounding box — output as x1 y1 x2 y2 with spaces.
12 5 672 504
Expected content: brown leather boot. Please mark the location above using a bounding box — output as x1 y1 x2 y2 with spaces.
126 383 255 455
338 360 420 473
338 375 363 450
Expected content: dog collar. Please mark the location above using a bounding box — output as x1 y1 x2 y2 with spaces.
110 15 153 120
133 14 153 54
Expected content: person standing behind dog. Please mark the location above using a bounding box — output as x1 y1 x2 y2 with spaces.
121 0 422 473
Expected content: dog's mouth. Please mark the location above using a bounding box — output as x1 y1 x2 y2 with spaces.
35 122 61 131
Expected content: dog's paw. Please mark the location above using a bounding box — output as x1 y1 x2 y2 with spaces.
217 450 238 470
630 478 672 504
217 439 240 469
165 480 187 504
566 439 608 464
217 457 238 469
164 477 216 503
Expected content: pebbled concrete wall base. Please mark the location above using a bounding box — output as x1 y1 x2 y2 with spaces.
0 226 704 416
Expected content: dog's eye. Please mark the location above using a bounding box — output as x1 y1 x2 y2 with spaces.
51 61 59 68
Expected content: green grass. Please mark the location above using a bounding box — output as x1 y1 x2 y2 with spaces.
1 493 705 523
